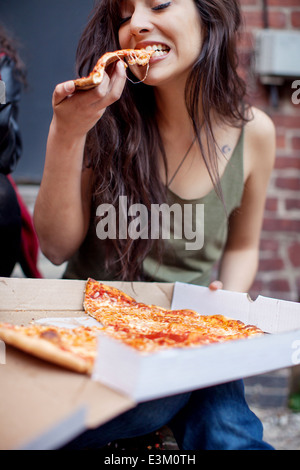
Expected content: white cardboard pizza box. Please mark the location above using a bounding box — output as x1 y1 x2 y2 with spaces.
92 282 300 402
0 277 173 450
1 277 300 449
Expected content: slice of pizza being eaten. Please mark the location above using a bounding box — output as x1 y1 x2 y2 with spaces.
73 49 154 90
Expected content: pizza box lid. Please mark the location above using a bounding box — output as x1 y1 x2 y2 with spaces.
0 277 173 450
92 282 300 402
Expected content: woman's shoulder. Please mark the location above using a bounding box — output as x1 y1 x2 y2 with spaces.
244 106 276 144
243 106 276 172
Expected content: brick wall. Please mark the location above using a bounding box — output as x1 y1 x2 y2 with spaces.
237 0 300 301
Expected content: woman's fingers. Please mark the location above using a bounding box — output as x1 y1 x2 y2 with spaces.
52 80 76 106
93 60 127 109
209 280 223 291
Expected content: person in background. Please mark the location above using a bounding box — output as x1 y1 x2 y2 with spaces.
0 23 41 278
34 0 276 449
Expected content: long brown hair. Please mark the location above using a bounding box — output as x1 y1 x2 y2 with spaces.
0 23 27 85
76 0 249 281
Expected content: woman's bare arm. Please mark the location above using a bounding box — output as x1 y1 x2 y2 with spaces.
212 108 276 292
34 62 127 265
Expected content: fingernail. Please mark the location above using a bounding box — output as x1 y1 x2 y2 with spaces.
117 60 127 73
65 81 75 93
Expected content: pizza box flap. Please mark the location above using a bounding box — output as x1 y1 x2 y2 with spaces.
0 277 176 450
0 345 134 450
0 277 173 312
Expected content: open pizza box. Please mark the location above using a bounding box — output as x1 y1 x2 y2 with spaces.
1 277 300 450
93 281 300 401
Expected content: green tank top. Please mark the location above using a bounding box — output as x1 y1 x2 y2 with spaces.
63 130 244 285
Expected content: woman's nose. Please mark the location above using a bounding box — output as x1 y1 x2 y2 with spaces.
129 8 154 36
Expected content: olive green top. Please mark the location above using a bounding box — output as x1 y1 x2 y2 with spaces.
63 130 244 285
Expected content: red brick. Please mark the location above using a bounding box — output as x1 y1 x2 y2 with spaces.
258 258 285 271
265 197 278 212
273 114 300 129
263 218 300 232
268 279 291 292
292 137 300 151
291 11 300 28
275 157 300 170
260 238 280 251
243 9 288 29
288 242 300 268
276 133 286 150
285 199 300 210
276 177 300 191
242 10 264 29
268 0 300 5
268 11 288 28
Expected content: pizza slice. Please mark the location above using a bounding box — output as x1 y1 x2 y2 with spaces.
0 323 101 374
84 277 138 311
74 49 154 90
83 279 264 353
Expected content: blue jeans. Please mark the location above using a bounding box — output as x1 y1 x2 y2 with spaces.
62 380 274 450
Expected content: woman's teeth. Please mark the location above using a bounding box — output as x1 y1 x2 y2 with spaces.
143 44 169 57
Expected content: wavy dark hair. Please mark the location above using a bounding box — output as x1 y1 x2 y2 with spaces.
76 0 250 281
0 23 27 85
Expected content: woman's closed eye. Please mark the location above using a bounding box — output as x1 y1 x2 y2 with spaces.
152 2 172 11
119 16 131 26
119 2 172 27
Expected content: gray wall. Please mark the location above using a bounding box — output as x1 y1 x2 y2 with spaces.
0 0 94 182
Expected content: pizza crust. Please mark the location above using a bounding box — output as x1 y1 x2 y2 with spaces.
0 326 94 374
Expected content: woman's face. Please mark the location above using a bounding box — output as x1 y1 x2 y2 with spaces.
118 0 203 87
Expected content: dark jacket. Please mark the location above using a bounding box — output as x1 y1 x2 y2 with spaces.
0 53 22 174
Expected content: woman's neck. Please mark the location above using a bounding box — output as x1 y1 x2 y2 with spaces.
154 82 195 139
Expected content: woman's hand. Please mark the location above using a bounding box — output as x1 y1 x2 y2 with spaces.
51 61 127 139
209 280 223 291
34 62 127 265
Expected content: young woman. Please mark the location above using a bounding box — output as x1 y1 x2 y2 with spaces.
34 0 276 450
